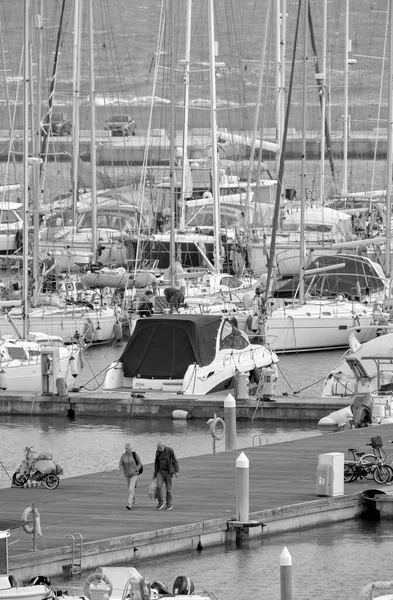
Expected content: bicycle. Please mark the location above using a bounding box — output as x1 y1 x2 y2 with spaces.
344 437 393 484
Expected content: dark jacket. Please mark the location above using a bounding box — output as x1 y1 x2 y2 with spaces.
154 446 179 477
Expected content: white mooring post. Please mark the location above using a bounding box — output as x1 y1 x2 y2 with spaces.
224 393 237 450
236 452 249 521
280 547 292 600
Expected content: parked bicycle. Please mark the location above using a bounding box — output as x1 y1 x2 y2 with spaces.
12 446 62 490
344 436 393 484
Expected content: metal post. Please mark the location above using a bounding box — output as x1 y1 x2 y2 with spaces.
236 452 249 522
224 393 237 451
32 502 36 551
280 547 292 600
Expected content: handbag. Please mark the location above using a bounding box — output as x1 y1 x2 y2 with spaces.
132 451 144 474
148 477 158 500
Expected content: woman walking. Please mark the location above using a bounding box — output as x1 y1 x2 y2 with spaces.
117 443 142 510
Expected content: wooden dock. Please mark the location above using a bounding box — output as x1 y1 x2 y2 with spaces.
2 423 393 579
0 389 349 421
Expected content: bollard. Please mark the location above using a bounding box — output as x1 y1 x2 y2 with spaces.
236 452 249 522
280 547 292 600
235 371 249 400
224 393 237 450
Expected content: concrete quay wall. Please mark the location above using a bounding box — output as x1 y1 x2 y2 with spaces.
9 493 363 581
2 130 389 164
0 391 349 421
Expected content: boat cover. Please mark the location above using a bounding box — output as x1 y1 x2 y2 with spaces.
274 254 385 299
121 315 222 379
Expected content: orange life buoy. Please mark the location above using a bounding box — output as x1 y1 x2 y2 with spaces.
140 577 151 600
21 506 42 536
209 417 226 440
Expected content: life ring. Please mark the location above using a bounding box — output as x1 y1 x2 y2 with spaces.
83 573 113 599
209 417 226 440
140 577 151 600
21 506 42 536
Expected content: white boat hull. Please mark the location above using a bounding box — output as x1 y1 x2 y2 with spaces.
0 306 119 344
262 300 379 352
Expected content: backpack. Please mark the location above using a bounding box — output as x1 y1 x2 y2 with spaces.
132 451 143 474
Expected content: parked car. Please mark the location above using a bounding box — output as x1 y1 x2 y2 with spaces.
104 115 136 136
41 112 72 136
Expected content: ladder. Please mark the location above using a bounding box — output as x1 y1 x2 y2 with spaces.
65 533 83 576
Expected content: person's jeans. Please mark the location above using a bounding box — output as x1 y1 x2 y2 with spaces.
156 471 173 506
125 475 138 507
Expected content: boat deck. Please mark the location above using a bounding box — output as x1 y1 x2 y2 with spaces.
2 423 393 577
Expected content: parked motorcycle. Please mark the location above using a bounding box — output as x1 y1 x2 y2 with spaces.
12 446 63 490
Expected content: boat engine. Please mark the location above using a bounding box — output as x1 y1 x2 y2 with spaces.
351 392 373 427
173 576 195 596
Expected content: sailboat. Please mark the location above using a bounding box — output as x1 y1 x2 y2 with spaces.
0 0 123 346
0 0 84 392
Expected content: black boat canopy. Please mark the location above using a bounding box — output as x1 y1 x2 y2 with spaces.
121 314 222 379
274 254 385 299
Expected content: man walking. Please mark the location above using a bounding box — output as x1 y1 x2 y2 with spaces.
153 441 179 511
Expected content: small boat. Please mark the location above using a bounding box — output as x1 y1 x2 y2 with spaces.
0 303 121 345
359 579 393 600
0 567 216 600
321 326 393 402
103 313 278 395
0 332 82 393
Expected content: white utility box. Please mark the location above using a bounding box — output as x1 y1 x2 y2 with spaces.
316 452 344 497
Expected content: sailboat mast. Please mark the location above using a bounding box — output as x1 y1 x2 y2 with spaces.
208 0 221 274
299 0 308 305
169 0 176 286
72 0 82 226
342 0 349 196
88 0 97 265
23 0 30 339
179 0 192 231
386 0 392 276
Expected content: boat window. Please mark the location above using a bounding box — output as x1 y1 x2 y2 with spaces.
6 347 29 361
220 276 242 289
220 321 249 350
0 210 20 224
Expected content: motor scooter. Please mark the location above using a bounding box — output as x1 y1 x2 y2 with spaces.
12 446 62 490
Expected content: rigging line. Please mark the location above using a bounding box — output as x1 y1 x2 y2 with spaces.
291 375 327 395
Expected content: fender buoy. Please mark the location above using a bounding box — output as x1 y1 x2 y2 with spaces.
69 355 78 378
83 573 113 600
21 506 42 536
113 322 122 341
140 577 151 600
250 367 261 384
209 417 226 440
95 324 103 342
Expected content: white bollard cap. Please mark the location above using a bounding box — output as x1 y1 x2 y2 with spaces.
224 393 236 408
236 452 249 468
280 547 292 566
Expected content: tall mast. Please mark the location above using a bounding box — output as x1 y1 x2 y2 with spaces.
72 0 82 226
23 0 30 339
208 0 221 273
299 0 308 305
342 0 349 196
179 0 192 231
320 0 327 201
88 0 97 265
169 0 176 286
386 0 392 276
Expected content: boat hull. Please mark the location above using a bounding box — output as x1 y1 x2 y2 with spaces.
0 306 119 344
